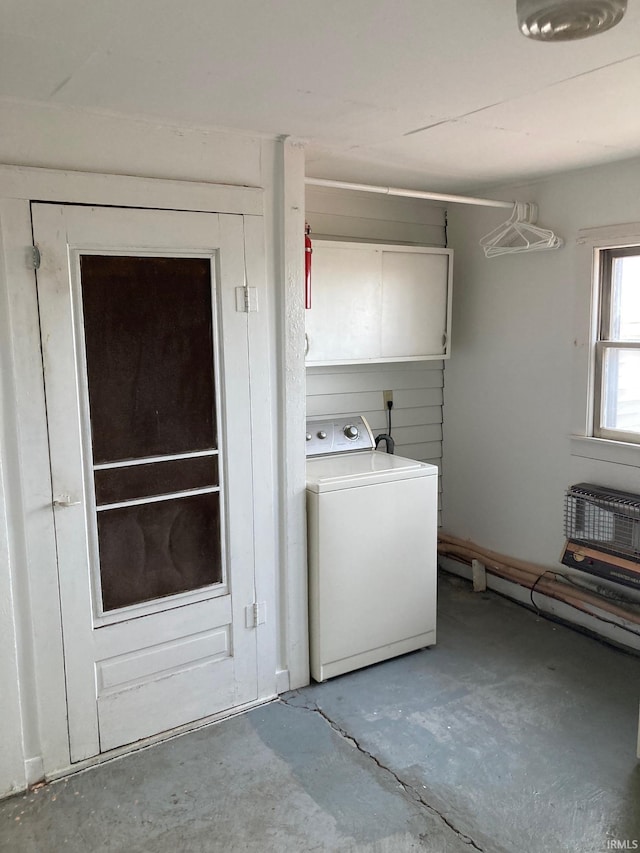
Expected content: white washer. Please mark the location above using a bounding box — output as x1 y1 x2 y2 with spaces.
306 416 438 682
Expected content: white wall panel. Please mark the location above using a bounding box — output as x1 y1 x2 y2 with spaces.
306 186 446 247
307 362 443 464
307 213 445 246
306 363 444 393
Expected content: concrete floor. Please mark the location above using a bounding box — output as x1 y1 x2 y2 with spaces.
2 573 640 853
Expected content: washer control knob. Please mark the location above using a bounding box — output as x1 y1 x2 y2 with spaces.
306 433 312 441
344 424 359 440
317 430 327 440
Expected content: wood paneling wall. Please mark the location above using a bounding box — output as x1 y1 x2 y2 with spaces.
306 361 444 471
306 186 446 246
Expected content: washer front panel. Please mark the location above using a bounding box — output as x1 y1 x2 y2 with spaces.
305 415 374 457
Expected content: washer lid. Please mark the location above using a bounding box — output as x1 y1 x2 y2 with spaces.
306 450 438 492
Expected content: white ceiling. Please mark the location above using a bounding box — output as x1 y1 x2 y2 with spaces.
2 0 640 191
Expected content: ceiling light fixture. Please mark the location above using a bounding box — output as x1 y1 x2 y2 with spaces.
517 0 627 40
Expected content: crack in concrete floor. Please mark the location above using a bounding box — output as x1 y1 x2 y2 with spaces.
281 692 484 852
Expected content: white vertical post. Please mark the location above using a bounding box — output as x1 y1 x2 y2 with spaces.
276 137 309 690
0 198 62 794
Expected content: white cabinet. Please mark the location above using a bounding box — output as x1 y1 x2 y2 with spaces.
305 240 453 366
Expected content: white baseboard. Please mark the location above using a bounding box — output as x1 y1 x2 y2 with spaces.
24 755 44 787
275 669 291 694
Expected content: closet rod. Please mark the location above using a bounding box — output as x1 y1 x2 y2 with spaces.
305 177 514 210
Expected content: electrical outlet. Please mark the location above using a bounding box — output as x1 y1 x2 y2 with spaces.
383 390 393 407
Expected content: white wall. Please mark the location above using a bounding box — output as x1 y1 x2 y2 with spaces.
305 187 447 478
0 100 307 797
444 156 640 571
0 99 266 186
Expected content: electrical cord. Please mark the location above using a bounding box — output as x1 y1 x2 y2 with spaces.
529 568 640 638
530 568 587 611
372 399 395 454
374 398 396 453
375 433 395 453
529 569 554 614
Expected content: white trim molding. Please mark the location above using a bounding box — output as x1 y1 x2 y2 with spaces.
570 435 640 467
0 196 65 791
571 222 640 467
0 164 263 214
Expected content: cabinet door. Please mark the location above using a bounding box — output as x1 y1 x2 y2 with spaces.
305 240 452 366
381 250 450 359
305 244 381 363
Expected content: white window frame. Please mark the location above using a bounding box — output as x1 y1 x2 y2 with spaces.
570 223 640 467
593 246 640 444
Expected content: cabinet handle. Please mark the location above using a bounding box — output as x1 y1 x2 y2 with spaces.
305 333 310 356
442 331 448 349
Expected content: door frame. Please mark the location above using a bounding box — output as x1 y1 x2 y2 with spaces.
0 163 305 786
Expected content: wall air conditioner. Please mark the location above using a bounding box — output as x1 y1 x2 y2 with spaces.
563 483 640 590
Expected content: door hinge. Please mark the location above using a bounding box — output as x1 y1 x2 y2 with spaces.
235 286 258 313
30 245 41 270
245 601 267 628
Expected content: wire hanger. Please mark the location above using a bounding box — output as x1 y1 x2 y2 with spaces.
479 202 563 258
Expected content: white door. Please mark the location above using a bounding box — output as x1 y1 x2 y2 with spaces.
33 203 261 761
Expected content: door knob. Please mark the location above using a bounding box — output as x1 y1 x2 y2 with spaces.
53 495 81 508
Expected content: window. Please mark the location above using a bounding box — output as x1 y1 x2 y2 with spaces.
594 247 640 444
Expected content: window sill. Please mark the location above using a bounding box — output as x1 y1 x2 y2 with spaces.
570 435 640 467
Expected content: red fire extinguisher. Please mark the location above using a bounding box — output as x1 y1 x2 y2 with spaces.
305 222 312 309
